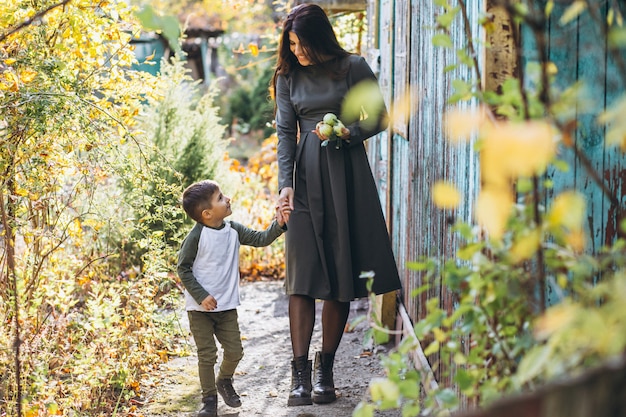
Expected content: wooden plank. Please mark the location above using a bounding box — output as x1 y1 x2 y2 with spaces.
398 300 440 397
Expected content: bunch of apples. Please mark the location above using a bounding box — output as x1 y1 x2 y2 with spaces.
316 113 346 149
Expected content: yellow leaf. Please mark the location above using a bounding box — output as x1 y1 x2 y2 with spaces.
444 106 486 143
559 1 587 26
46 402 60 415
24 407 38 417
14 186 28 197
5 58 16 65
3 71 19 91
388 88 417 126
423 340 440 356
475 187 513 240
432 327 447 342
534 302 576 340
19 68 37 83
510 229 541 263
565 229 585 252
432 181 461 209
248 42 259 57
482 120 556 184
547 190 586 231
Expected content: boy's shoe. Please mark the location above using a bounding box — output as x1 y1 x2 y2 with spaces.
216 378 242 408
198 395 217 417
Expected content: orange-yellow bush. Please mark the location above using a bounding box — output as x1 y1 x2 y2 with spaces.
229 134 286 281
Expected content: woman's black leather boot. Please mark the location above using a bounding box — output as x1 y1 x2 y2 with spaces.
287 356 313 406
312 351 336 404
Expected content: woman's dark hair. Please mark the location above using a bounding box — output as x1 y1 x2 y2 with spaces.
181 180 219 223
270 3 350 99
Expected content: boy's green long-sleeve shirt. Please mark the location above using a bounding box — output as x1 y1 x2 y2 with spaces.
177 220 285 310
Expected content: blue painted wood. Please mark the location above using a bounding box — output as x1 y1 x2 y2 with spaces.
367 0 481 393
131 35 167 75
538 2 625 304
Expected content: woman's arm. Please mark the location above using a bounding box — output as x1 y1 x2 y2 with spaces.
275 74 298 191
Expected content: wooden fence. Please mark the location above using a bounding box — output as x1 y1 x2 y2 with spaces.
364 0 625 407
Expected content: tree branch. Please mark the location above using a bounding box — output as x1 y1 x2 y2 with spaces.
0 0 72 44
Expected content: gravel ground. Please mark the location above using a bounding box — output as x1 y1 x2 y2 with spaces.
139 279 401 417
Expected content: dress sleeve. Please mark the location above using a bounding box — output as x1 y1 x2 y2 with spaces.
275 74 298 191
230 220 285 247
342 56 389 147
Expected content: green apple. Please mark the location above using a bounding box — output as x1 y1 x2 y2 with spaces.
333 122 345 137
323 113 338 126
318 122 334 138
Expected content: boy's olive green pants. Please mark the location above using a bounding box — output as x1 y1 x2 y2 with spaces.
188 309 244 398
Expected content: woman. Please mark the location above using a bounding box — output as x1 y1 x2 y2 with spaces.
271 3 402 407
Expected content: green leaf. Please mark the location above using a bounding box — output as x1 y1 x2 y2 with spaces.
436 7 460 29
559 1 587 26
435 388 459 407
516 178 533 194
444 64 458 73
410 284 430 297
402 402 421 417
398 379 420 399
373 328 390 344
135 6 181 55
457 242 482 260
545 0 554 17
341 80 385 129
516 344 553 384
432 34 453 49
423 340 440 356
353 402 375 417
454 368 473 390
406 261 428 271
551 159 570 172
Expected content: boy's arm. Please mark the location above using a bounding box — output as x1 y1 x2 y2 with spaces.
229 220 286 247
177 224 211 304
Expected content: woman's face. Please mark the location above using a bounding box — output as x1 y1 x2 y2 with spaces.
288 32 311 66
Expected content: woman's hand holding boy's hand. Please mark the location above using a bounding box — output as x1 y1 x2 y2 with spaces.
200 295 217 311
278 187 294 223
275 204 287 227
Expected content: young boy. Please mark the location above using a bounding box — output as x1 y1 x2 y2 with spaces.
177 179 287 417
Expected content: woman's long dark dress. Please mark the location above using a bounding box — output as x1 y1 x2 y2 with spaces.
276 54 402 302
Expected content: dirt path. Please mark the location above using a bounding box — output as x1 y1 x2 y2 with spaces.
140 280 400 417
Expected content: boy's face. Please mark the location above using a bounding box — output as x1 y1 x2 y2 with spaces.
205 187 232 223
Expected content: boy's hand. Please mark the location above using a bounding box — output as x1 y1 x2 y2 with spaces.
200 295 217 311
278 187 294 223
276 204 287 226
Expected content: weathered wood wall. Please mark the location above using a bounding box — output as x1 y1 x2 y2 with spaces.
365 0 482 390
521 1 626 304
365 0 625 400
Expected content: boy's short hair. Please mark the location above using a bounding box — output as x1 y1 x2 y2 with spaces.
181 180 220 223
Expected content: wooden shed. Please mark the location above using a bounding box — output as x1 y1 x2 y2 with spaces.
130 6 224 84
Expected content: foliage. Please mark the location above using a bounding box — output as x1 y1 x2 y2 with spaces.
0 0 286 416
223 64 275 140
355 1 626 417
0 1 189 416
121 57 235 263
230 134 285 281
